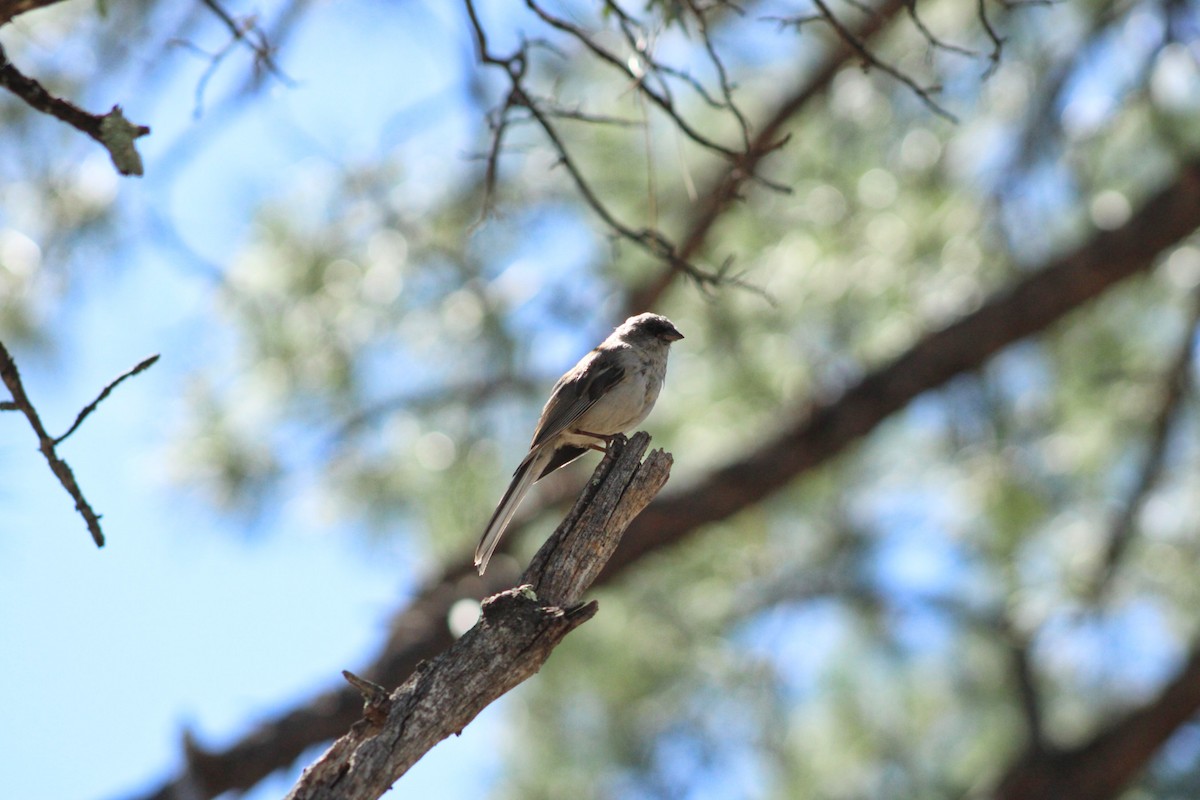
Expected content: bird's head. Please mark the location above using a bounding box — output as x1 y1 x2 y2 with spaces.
619 313 684 345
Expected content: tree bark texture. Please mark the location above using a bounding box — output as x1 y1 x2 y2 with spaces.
283 434 671 800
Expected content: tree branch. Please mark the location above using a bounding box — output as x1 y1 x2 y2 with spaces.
608 159 1200 576
464 0 738 294
0 341 105 546
993 639 1200 800
0 43 150 175
0 347 160 548
464 0 778 298
282 434 671 800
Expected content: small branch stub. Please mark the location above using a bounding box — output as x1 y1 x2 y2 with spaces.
342 670 391 728
99 105 150 176
284 431 671 800
0 44 150 176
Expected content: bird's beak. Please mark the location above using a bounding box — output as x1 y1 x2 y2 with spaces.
665 328 684 342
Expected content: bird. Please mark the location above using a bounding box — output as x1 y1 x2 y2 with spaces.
474 312 684 575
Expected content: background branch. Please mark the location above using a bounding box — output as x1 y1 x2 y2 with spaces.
1089 289 1200 598
465 0 775 297
994 636 1200 800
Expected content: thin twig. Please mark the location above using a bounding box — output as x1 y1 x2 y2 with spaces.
977 0 1006 78
682 0 753 150
55 354 161 445
175 0 295 117
811 0 958 122
523 0 742 159
629 0 911 314
199 0 293 84
905 0 979 60
464 0 751 295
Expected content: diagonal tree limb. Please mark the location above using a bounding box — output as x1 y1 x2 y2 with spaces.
283 435 671 800
608 162 1200 578
120 160 1200 800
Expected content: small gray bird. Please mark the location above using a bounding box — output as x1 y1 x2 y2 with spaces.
474 313 684 575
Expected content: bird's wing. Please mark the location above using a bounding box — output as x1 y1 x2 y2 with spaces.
528 346 626 449
536 445 588 479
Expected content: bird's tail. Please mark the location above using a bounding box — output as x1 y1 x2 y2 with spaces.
475 447 551 575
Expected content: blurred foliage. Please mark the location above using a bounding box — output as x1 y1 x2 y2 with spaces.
7 0 1200 797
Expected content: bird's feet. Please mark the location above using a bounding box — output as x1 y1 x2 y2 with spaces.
576 430 628 453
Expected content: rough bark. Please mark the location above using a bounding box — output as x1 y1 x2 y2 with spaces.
283 434 671 800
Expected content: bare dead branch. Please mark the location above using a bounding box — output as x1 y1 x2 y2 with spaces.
287 592 596 800
0 43 150 175
0 341 105 546
283 434 671 800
